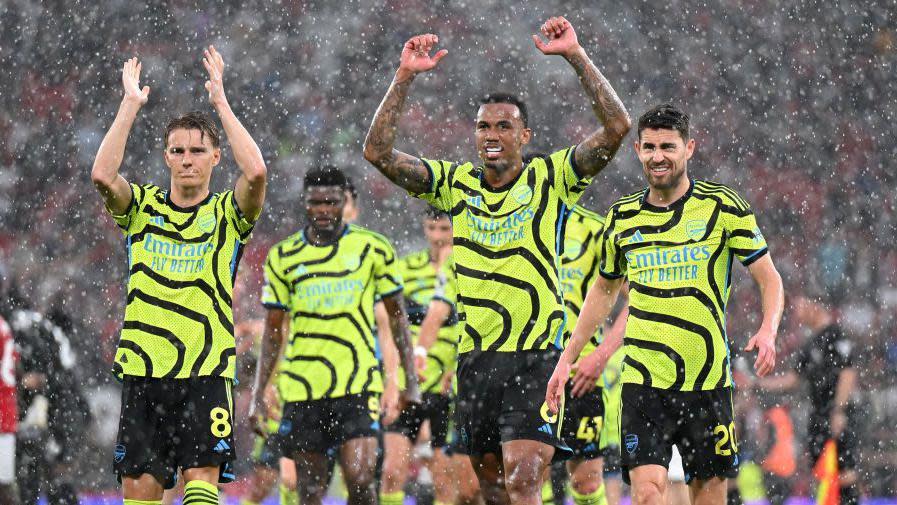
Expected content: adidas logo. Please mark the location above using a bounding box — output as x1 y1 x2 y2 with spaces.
538 423 553 436
213 439 230 453
629 230 645 244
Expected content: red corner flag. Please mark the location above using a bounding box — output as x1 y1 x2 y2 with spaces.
814 439 840 505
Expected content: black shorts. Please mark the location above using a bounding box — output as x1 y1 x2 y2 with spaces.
563 386 606 460
453 349 571 458
621 384 738 484
113 376 236 489
278 393 380 454
386 392 452 447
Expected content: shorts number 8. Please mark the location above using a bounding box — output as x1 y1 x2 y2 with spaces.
210 407 232 438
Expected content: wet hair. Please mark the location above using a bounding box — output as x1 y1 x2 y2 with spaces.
479 93 528 127
164 111 220 147
424 205 451 220
304 165 348 189
637 103 690 141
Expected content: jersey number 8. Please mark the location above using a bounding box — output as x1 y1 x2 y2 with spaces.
210 407 232 438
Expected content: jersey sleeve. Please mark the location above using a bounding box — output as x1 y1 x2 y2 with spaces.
107 183 146 235
261 248 291 311
373 239 403 299
548 146 593 206
414 158 455 211
224 191 256 243
598 208 626 279
723 199 769 266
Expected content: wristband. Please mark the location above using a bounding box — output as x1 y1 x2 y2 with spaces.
414 345 428 358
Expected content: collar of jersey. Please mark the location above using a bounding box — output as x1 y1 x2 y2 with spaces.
164 189 213 212
301 224 350 246
475 163 527 193
639 178 694 212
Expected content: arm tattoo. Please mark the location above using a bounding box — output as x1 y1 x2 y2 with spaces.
364 76 432 194
566 50 631 176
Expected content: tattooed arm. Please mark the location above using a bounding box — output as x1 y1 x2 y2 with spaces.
533 17 631 177
363 34 448 194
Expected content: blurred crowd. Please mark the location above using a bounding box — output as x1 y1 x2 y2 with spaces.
0 0 894 498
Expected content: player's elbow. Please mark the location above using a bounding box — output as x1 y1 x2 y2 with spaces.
244 161 267 185
607 112 632 140
362 142 382 165
90 164 116 190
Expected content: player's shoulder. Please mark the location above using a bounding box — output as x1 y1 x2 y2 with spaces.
347 224 394 250
608 188 647 214
268 230 306 259
570 204 605 225
692 179 751 212
399 248 429 269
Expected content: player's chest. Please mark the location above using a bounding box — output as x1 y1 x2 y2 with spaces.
619 206 725 284
286 249 373 309
452 173 551 249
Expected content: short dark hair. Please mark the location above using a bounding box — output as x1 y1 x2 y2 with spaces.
637 103 690 141
424 205 450 220
479 93 528 127
304 165 348 189
164 111 220 147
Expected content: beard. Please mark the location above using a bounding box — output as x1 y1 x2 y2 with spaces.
646 164 686 191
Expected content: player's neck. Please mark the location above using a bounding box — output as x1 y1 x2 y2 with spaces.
482 161 523 189
305 224 345 246
646 177 690 208
169 184 210 208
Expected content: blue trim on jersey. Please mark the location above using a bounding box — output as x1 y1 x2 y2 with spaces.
553 203 570 349
741 246 768 266
230 240 241 279
126 235 132 282
262 301 289 310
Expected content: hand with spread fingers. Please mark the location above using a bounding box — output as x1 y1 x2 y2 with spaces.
202 45 228 108
121 57 150 105
745 327 776 377
532 16 581 58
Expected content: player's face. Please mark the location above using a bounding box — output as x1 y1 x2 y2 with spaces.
635 128 694 191
342 190 359 223
164 128 220 189
423 216 452 248
475 103 532 172
305 186 346 233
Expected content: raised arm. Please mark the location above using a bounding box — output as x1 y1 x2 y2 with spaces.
545 274 624 413
533 17 631 177
202 45 267 221
249 308 287 435
745 254 784 377
91 57 150 215
363 34 447 194
380 292 421 405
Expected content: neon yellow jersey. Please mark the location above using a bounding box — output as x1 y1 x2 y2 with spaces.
599 180 769 390
262 225 402 402
108 184 255 379
397 250 460 393
413 147 592 353
560 205 606 360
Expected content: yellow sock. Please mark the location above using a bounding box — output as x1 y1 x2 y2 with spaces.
542 479 555 505
124 500 162 505
279 483 298 505
240 500 259 505
380 491 404 505
183 480 219 505
572 483 607 505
